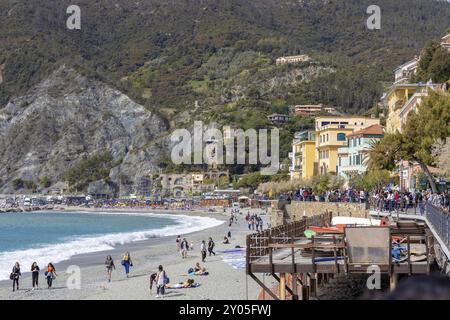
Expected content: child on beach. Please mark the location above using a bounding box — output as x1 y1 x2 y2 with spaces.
121 252 133 278
31 262 40 290
150 272 157 291
10 262 21 292
45 263 56 289
105 255 115 282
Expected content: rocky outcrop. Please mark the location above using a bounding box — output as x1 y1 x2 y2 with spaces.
0 66 170 195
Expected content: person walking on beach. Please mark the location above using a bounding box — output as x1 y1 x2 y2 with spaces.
121 252 133 278
46 263 56 289
105 255 115 282
180 238 189 259
200 240 207 262
208 237 216 256
11 262 21 292
176 235 181 252
155 265 166 299
31 262 40 290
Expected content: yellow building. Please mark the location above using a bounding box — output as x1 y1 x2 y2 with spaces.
383 83 418 133
290 131 316 180
315 117 380 175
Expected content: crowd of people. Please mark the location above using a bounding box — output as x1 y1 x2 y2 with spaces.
276 186 450 214
373 189 450 214
245 212 265 231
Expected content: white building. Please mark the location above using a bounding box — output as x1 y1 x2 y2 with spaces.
393 56 419 84
276 55 311 65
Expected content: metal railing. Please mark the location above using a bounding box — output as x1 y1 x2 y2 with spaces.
246 212 332 267
425 203 450 249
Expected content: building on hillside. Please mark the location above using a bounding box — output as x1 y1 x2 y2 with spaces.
159 171 229 198
441 33 450 51
315 117 380 175
337 124 385 179
384 82 442 134
267 113 290 125
293 104 338 117
383 83 419 133
289 131 316 180
393 57 419 84
276 55 311 65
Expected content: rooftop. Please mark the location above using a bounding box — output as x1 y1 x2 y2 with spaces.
347 124 384 137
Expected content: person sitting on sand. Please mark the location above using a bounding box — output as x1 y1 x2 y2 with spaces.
223 236 229 244
194 262 206 273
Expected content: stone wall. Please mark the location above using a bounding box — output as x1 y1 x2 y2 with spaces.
288 201 369 221
269 200 289 227
270 200 370 226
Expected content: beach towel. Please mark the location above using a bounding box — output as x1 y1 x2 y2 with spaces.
166 283 201 289
187 271 209 276
220 248 246 269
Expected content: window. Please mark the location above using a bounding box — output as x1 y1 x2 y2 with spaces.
337 133 346 141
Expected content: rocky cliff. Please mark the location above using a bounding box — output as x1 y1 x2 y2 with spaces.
0 66 170 195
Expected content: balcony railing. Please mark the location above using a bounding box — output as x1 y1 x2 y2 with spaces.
425 203 450 249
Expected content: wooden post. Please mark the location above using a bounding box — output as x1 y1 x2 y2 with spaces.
407 235 411 276
302 273 310 300
280 273 286 300
310 273 317 297
292 273 299 300
390 273 398 291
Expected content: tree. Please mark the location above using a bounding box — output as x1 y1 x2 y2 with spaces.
412 40 450 83
369 90 450 193
350 170 392 192
433 140 450 179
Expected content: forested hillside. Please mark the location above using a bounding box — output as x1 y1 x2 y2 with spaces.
0 0 449 193
1 0 449 119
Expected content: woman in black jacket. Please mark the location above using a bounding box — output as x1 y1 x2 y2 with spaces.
31 262 40 289
11 262 21 292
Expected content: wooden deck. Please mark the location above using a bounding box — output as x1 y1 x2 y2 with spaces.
246 213 433 300
249 240 429 274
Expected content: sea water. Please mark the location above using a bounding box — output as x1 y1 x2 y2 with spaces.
0 211 223 280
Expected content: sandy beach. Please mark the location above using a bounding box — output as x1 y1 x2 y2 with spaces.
0 207 265 300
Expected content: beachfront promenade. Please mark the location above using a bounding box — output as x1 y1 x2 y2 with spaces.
0 208 263 300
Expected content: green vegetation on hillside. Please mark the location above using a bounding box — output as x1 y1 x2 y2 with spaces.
62 152 118 191
412 40 450 83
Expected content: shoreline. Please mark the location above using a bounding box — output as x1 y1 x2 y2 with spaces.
0 207 263 300
0 207 227 282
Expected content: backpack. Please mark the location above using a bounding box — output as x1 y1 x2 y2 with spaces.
163 272 170 284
